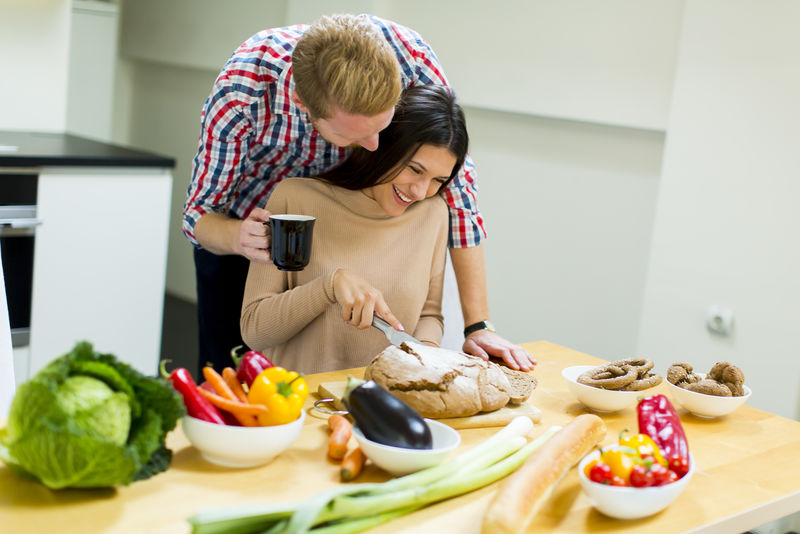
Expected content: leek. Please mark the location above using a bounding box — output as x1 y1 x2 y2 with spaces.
188 417 561 534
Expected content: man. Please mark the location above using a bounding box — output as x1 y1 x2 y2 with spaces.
183 14 536 375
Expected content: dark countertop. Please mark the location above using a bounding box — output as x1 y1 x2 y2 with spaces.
0 131 175 168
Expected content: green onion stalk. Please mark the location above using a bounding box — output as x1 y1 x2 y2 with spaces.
188 417 561 534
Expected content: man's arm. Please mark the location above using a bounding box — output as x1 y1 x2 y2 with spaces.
194 210 271 262
450 244 536 371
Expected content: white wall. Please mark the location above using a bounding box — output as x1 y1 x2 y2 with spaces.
379 0 683 131
115 1 672 361
469 108 663 355
637 0 800 420
0 0 71 132
66 1 119 141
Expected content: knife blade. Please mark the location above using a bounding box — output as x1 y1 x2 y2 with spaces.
372 316 421 346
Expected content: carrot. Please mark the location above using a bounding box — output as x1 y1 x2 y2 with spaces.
198 381 215 393
340 447 365 482
202 366 260 426
203 366 237 400
197 387 267 416
222 367 249 403
327 414 352 460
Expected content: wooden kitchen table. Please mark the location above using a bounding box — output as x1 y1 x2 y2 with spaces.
2 341 800 533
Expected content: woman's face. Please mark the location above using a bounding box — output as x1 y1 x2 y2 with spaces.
366 144 457 217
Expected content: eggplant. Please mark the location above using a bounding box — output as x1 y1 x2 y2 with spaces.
343 376 433 450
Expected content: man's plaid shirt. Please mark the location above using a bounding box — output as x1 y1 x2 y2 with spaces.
184 14 485 249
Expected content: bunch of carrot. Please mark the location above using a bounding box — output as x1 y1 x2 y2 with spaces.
198 366 266 427
327 414 366 482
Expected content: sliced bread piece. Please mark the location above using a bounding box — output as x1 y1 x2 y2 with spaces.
500 366 537 404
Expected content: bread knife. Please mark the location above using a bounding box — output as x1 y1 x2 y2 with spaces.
372 316 421 346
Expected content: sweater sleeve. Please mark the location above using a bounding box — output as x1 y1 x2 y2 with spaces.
240 184 337 350
412 199 448 345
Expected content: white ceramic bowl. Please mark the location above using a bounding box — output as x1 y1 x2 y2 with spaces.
666 374 752 418
578 447 695 519
562 365 649 412
352 418 460 475
181 410 305 468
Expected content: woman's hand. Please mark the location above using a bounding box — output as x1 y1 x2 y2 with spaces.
333 269 403 331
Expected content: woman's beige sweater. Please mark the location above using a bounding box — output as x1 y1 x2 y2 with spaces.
241 178 448 374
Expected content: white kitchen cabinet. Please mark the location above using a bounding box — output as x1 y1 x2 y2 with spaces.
28 166 172 377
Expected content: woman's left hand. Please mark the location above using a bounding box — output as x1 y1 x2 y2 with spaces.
333 269 404 331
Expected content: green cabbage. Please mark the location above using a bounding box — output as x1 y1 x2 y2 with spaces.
0 341 184 489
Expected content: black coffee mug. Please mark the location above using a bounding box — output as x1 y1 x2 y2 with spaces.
269 214 316 271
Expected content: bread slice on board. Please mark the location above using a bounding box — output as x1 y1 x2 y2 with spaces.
501 366 537 404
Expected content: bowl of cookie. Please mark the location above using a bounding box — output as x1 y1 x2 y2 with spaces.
562 359 663 413
666 362 751 418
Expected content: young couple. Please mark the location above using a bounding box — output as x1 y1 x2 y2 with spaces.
185 14 537 374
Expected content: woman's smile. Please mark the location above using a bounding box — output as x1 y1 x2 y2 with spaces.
392 185 413 204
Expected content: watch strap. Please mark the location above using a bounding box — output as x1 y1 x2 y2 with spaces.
463 320 496 337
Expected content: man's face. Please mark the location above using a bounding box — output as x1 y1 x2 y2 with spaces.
292 92 394 151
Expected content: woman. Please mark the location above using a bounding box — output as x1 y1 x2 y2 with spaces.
240 85 469 373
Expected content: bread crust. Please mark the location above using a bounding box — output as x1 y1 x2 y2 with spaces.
364 343 515 418
482 414 607 534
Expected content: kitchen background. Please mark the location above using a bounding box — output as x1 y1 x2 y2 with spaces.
1 0 799 428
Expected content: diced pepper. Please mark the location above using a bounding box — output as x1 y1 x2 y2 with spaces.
599 446 638 485
247 367 309 426
618 428 667 466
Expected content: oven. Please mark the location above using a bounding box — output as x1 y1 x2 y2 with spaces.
0 170 40 351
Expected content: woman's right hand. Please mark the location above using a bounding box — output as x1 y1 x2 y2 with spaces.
333 269 404 331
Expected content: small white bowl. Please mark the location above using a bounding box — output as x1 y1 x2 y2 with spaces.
578 447 695 519
352 418 460 475
666 374 752 418
562 365 648 412
181 411 305 468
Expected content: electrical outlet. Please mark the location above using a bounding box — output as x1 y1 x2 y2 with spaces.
706 305 734 337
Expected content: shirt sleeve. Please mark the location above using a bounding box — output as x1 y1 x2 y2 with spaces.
239 185 338 349
389 19 487 248
182 77 255 246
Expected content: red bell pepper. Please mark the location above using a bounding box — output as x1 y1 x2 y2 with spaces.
160 360 226 424
637 394 689 461
230 345 274 387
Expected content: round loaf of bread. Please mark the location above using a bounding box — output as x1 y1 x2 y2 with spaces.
364 342 514 418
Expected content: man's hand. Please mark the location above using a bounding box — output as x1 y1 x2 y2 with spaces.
462 330 537 372
333 269 403 331
239 208 272 262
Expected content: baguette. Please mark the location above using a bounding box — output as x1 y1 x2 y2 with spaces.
481 414 607 534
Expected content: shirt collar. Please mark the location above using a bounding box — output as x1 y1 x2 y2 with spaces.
273 66 305 118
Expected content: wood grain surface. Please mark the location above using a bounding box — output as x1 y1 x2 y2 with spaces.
2 341 799 534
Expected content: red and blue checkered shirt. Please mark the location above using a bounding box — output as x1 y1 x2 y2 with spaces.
184 14 485 249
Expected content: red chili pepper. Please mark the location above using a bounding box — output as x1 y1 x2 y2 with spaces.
230 345 274 387
637 394 689 461
160 360 226 424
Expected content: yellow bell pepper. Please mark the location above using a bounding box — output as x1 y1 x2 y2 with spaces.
247 367 309 426
599 446 638 485
619 428 667 466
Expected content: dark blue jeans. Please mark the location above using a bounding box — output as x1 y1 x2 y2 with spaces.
193 247 251 378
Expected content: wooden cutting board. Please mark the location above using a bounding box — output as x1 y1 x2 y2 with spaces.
316 381 542 429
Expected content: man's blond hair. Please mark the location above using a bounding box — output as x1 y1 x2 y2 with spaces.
292 14 402 119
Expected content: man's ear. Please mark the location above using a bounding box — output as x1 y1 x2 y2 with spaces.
291 91 309 113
